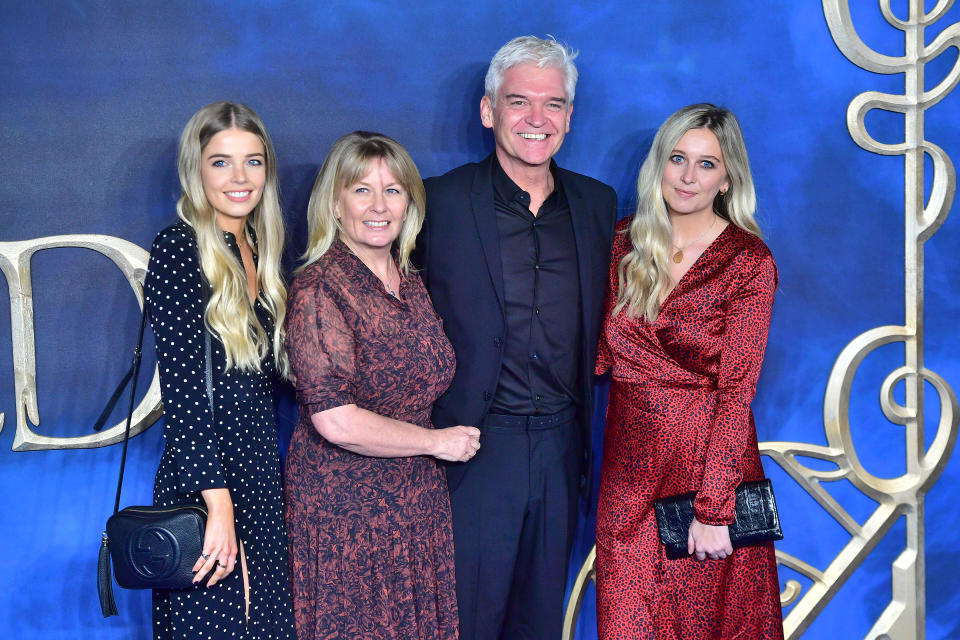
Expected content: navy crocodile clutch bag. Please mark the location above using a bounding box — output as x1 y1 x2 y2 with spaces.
653 478 783 560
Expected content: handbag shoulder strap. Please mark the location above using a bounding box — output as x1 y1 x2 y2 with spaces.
107 302 149 515
100 282 216 515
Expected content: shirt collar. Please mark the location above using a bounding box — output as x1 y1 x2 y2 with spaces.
491 154 563 208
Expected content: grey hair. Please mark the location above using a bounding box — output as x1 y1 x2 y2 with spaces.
484 35 579 106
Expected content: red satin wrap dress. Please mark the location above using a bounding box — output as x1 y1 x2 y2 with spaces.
595 218 783 639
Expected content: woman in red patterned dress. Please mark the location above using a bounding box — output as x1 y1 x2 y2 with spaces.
283 131 480 639
595 104 783 639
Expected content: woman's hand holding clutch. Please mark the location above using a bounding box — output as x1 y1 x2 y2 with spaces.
687 518 733 561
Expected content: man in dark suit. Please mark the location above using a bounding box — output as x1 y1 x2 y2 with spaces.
413 35 617 640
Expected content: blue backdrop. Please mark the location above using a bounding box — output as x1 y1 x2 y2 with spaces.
1 1 958 638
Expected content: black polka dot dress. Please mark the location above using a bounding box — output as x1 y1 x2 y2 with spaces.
144 221 296 640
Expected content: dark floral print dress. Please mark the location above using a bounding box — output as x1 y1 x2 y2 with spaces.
283 239 458 640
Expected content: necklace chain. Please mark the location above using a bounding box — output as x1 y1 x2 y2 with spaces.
375 264 398 297
340 236 399 297
363 254 399 297
672 215 717 264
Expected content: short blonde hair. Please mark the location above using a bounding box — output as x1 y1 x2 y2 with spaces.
300 131 426 275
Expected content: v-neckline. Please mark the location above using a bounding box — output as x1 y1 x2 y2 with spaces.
657 223 732 317
222 227 259 306
337 239 405 301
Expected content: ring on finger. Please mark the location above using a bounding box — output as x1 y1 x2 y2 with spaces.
201 553 211 560
216 560 228 569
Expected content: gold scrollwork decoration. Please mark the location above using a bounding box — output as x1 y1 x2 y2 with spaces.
0 235 162 451
775 2 960 637
562 3 959 639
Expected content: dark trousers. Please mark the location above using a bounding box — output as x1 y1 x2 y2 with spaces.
449 409 581 640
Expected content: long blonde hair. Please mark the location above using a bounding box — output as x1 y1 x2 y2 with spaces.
176 101 288 376
615 103 761 322
299 131 426 275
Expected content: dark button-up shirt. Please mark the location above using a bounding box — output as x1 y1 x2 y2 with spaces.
488 157 582 416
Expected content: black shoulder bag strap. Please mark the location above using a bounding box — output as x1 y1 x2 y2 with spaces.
95 292 215 617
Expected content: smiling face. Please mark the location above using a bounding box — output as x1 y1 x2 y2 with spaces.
336 157 408 258
660 127 730 218
200 128 266 230
480 63 572 177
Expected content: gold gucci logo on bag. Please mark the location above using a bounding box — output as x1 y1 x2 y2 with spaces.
0 235 162 451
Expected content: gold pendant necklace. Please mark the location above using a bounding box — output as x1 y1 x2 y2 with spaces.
672 214 718 263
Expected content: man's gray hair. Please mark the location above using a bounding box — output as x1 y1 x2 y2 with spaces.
484 35 579 106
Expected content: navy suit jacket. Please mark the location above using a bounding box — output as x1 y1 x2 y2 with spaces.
413 153 617 489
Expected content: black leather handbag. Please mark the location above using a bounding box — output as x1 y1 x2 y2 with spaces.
96 302 213 617
653 478 783 560
104 504 207 590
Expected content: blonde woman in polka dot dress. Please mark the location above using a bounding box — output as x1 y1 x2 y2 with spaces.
144 102 295 639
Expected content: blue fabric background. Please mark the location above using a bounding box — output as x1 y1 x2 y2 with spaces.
1 1 958 638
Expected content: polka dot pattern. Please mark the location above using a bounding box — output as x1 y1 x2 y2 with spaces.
144 222 296 639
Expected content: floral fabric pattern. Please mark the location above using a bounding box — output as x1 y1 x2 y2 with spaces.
284 239 458 640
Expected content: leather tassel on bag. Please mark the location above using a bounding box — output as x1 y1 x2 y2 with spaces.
98 530 118 617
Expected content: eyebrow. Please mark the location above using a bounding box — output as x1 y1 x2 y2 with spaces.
671 150 721 162
504 93 568 105
206 152 266 159
356 183 404 190
351 179 403 187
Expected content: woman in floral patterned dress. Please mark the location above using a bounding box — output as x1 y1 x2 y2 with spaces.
283 131 480 639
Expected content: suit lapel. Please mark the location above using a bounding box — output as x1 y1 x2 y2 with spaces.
471 154 505 311
563 171 597 404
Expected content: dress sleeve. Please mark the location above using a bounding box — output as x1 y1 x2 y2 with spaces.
694 252 777 525
284 268 358 417
144 229 227 494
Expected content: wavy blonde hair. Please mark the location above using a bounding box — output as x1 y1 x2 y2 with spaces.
615 103 761 322
299 131 426 275
176 101 288 377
